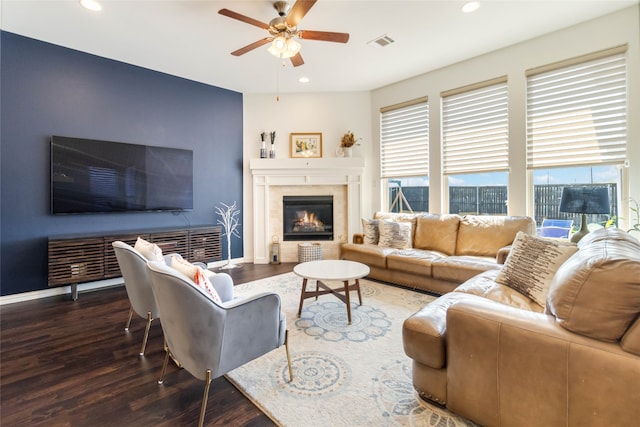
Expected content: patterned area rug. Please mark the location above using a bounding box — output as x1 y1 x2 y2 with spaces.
226 272 477 427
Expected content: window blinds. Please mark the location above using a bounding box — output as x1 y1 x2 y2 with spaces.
380 98 429 179
441 77 509 175
526 46 627 169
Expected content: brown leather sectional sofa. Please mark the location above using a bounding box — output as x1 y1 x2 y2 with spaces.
340 212 536 295
403 227 640 426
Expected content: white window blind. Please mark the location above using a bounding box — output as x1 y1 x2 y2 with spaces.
380 98 429 178
442 77 509 175
526 46 627 169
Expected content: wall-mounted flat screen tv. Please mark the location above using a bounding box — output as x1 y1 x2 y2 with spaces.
51 136 193 214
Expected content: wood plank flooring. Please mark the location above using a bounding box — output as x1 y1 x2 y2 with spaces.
1 262 295 427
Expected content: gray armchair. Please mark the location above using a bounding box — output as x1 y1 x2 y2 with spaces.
112 240 161 355
146 261 292 427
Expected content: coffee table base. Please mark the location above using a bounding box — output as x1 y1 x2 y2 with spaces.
297 278 363 324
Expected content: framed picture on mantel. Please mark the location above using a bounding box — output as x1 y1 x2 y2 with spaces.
290 132 322 158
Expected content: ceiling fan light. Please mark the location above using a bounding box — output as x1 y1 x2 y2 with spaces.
286 38 300 54
268 36 300 59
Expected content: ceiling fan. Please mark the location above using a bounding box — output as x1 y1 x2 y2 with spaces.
218 0 350 67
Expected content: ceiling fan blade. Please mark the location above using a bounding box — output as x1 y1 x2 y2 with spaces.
218 8 269 30
231 38 272 56
285 0 317 27
299 30 350 43
290 52 304 67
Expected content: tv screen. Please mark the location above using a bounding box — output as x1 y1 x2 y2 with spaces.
51 136 193 214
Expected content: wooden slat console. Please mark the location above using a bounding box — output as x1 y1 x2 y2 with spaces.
48 226 222 300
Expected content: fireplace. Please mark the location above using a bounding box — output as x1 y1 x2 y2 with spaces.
283 195 333 241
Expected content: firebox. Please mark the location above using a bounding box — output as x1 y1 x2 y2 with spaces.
283 195 333 241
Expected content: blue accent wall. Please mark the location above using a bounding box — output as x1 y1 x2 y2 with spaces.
0 31 244 296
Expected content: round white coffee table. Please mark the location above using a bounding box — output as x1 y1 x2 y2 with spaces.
293 260 370 324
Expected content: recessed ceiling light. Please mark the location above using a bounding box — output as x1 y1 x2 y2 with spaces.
299 77 310 83
462 1 480 13
80 0 102 12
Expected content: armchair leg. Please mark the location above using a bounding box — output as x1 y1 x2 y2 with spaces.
199 369 212 427
285 330 293 382
158 347 171 385
140 311 153 356
124 306 134 331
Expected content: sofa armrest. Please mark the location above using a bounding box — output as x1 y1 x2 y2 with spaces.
495 245 511 264
352 233 364 244
445 299 640 427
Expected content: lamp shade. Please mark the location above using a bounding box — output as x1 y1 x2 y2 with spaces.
559 187 610 214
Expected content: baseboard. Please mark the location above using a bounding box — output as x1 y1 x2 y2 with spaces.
0 257 249 306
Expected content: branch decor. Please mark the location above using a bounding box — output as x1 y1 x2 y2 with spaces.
216 201 242 269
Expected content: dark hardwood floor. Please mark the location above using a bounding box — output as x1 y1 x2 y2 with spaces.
1 262 296 427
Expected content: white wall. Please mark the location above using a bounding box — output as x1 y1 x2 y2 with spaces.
242 6 639 261
371 5 639 221
242 92 371 261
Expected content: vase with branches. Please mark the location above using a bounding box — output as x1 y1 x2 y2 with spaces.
216 201 241 269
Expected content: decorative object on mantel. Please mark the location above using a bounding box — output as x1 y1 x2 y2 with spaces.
260 132 267 159
290 132 322 158
269 131 276 159
215 201 242 269
336 131 361 157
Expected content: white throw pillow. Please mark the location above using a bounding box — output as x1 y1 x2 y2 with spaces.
378 219 413 249
134 237 165 263
361 218 379 244
495 231 577 308
170 255 222 304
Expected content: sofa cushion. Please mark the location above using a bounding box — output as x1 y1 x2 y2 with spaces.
340 243 396 269
361 218 379 244
431 255 499 283
386 249 444 275
414 214 461 255
455 215 535 257
495 232 578 308
454 269 545 313
378 219 413 249
621 316 640 356
546 228 640 341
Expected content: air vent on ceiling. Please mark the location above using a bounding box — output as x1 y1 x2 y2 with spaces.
367 34 395 48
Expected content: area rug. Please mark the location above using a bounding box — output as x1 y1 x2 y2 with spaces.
226 272 477 427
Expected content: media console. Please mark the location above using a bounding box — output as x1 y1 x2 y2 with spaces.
48 226 222 300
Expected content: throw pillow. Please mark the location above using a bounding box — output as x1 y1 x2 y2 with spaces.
134 237 165 263
378 219 413 250
361 218 379 245
495 231 577 308
546 233 640 342
170 255 222 304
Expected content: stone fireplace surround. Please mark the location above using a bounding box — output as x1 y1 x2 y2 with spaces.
250 158 365 263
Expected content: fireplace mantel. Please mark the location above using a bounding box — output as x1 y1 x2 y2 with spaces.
250 157 364 263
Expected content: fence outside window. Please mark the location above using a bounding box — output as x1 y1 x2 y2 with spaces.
389 183 617 227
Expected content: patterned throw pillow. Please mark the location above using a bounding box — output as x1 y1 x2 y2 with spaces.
378 220 413 249
361 218 379 244
495 231 577 308
170 255 222 304
134 237 165 263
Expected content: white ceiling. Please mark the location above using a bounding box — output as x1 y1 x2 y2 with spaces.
1 0 637 94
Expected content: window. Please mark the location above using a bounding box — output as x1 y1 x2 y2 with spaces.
527 46 627 227
380 98 429 212
442 77 509 214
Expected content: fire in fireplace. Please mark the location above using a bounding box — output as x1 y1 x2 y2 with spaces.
283 195 333 241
